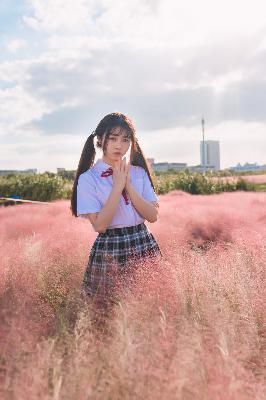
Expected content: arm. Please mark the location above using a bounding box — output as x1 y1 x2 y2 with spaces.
126 183 158 223
78 160 128 233
81 186 123 234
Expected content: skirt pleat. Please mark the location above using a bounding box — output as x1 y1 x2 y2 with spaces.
81 222 162 305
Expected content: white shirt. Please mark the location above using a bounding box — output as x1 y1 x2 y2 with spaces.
77 158 159 228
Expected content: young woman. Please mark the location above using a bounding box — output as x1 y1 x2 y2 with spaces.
70 112 162 313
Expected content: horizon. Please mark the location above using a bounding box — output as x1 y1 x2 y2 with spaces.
1 156 266 174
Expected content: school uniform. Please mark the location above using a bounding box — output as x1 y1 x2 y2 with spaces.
77 158 162 305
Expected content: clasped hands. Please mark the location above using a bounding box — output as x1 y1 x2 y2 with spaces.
112 157 132 192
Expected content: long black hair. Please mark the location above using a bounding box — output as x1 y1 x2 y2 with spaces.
70 112 156 217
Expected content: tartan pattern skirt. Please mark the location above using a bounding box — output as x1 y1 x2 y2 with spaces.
81 222 162 305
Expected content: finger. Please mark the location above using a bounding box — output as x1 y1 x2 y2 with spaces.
122 157 126 172
115 159 121 171
117 160 122 171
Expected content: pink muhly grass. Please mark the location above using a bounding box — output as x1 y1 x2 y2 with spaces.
211 174 266 184
0 191 265 399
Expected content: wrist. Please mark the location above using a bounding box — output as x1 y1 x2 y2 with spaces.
125 182 133 192
113 185 123 193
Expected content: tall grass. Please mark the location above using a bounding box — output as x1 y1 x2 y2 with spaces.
155 172 258 195
1 172 265 205
0 191 265 399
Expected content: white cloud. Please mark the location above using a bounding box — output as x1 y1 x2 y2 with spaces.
23 0 266 47
0 0 266 171
0 85 52 127
23 0 98 32
6 39 27 53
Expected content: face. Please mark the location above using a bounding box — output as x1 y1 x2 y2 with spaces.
102 126 131 163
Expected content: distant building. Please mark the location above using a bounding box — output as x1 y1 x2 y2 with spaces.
188 164 216 173
200 140 220 171
0 169 37 176
152 162 187 172
229 162 266 172
57 168 66 173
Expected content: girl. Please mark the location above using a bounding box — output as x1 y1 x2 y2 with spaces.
70 112 162 314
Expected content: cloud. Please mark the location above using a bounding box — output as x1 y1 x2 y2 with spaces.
0 85 52 127
6 39 27 53
22 85 212 134
23 0 95 32
1 0 266 171
2 38 266 138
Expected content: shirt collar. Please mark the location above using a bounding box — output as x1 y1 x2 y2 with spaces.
94 158 114 173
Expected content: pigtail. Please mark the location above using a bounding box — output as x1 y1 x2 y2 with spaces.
70 131 96 217
131 139 156 190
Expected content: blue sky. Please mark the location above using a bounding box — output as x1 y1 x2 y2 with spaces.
0 0 266 172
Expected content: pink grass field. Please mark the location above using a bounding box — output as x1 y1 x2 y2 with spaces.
212 174 266 184
0 190 266 399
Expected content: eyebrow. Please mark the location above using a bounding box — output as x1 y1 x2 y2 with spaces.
110 132 130 138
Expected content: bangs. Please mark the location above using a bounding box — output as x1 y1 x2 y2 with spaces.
109 125 132 139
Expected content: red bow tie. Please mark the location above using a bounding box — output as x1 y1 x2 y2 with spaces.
101 167 130 205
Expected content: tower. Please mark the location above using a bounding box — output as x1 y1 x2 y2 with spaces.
200 118 220 171
201 118 206 172
200 140 220 171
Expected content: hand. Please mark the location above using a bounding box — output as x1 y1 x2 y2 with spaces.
125 164 131 190
112 157 130 192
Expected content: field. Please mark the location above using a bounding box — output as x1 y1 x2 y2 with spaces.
1 190 266 399
1 172 266 206
211 174 266 184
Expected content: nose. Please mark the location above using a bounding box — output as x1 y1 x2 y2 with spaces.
115 139 123 149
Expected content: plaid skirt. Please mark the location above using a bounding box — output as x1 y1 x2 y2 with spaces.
81 222 162 305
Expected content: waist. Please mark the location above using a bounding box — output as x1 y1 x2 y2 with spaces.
99 222 148 237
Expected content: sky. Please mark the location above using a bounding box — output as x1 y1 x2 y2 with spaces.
0 0 266 172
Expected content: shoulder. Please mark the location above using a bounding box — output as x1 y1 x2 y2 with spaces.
130 164 145 179
130 165 154 182
77 168 96 185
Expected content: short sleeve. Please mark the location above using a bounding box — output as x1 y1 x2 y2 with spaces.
77 173 102 216
142 169 158 202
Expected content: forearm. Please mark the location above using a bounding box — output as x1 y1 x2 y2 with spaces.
95 186 122 232
126 183 158 223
